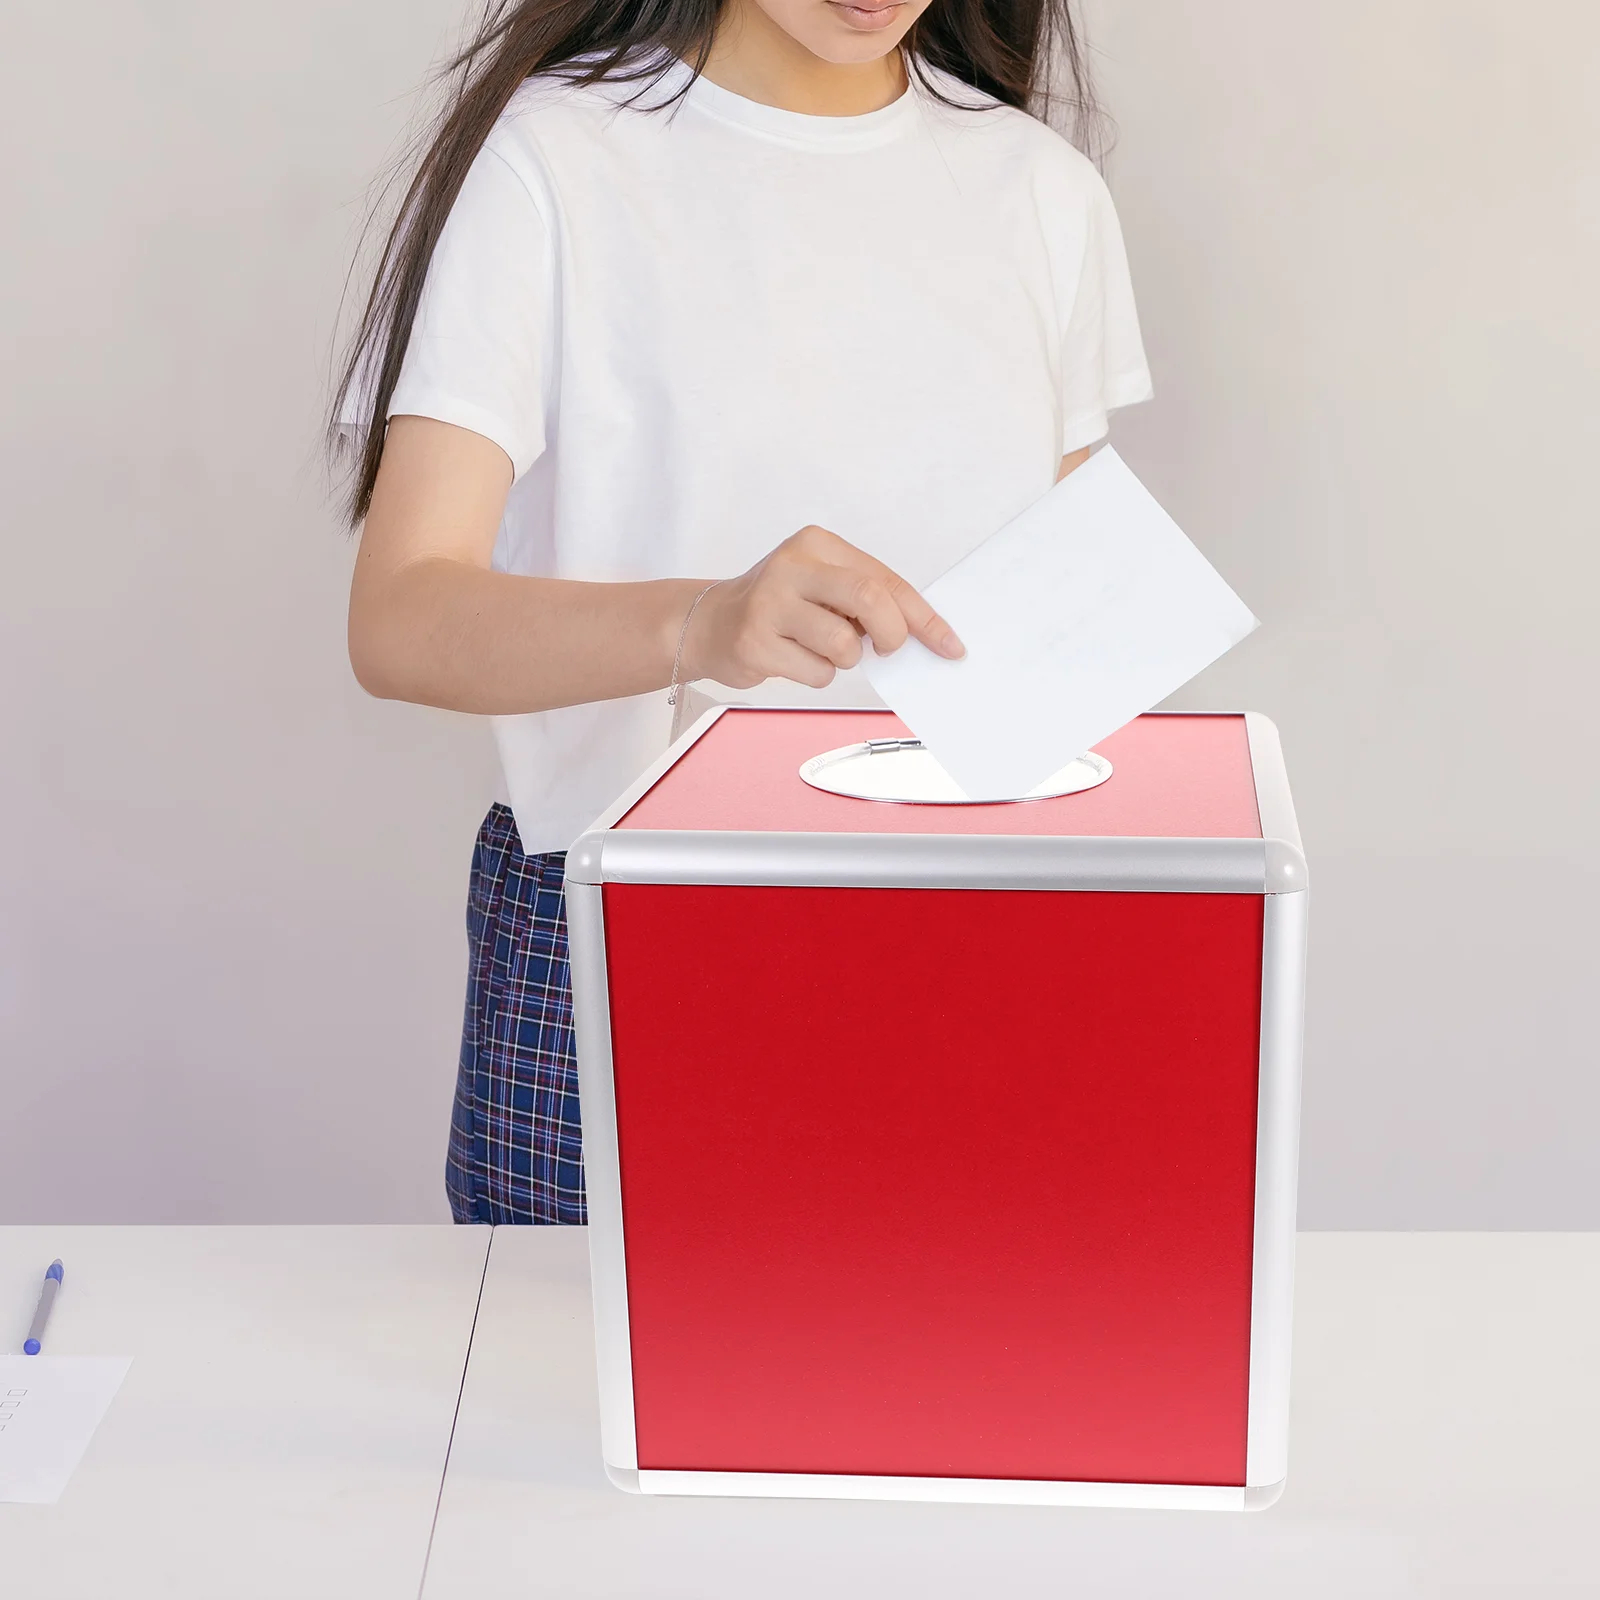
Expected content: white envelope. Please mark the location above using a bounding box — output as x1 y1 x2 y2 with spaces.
864 447 1259 800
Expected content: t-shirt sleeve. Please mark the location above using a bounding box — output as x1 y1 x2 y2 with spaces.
377 143 556 480
1056 168 1153 455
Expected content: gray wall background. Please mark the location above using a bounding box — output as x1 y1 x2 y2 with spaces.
2 1 1595 1225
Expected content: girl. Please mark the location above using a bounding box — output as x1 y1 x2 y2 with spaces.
333 0 1151 1225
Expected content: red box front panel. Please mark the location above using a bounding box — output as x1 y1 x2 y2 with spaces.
605 884 1264 1486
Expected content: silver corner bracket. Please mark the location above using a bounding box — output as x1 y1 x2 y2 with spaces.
1243 713 1307 892
1263 838 1309 894
567 831 606 887
1243 1479 1286 1512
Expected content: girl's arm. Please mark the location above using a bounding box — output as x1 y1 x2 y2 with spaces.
348 416 965 714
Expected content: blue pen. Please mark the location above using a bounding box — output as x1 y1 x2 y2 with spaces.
23 1260 64 1356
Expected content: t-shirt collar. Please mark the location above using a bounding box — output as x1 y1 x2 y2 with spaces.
662 54 922 151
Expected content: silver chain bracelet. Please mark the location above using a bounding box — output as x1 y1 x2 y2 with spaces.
667 581 720 709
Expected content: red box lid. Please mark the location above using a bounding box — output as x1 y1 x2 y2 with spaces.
617 709 1262 840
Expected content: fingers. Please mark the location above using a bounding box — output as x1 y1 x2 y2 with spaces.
784 595 866 670
762 635 838 690
712 527 965 699
786 528 964 661
797 565 906 659
875 568 964 661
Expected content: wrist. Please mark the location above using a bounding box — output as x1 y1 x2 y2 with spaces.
662 578 720 690
653 580 705 682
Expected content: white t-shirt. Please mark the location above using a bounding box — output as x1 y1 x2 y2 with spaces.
374 55 1152 852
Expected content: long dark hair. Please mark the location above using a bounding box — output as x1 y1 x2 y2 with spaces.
330 0 1100 526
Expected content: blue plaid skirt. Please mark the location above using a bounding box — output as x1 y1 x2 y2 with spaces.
446 804 586 1225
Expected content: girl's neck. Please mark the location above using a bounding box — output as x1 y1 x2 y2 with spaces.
697 0 909 116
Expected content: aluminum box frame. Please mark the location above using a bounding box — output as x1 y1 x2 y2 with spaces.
567 708 1307 1512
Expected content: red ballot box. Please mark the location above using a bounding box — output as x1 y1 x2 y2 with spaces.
567 707 1307 1511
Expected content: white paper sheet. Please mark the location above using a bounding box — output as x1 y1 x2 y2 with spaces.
0 1355 131 1504
863 447 1259 800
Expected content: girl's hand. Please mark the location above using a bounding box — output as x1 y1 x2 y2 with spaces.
681 525 964 690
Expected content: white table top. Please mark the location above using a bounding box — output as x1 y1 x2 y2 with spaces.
422 1229 1600 1598
0 1225 489 1600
